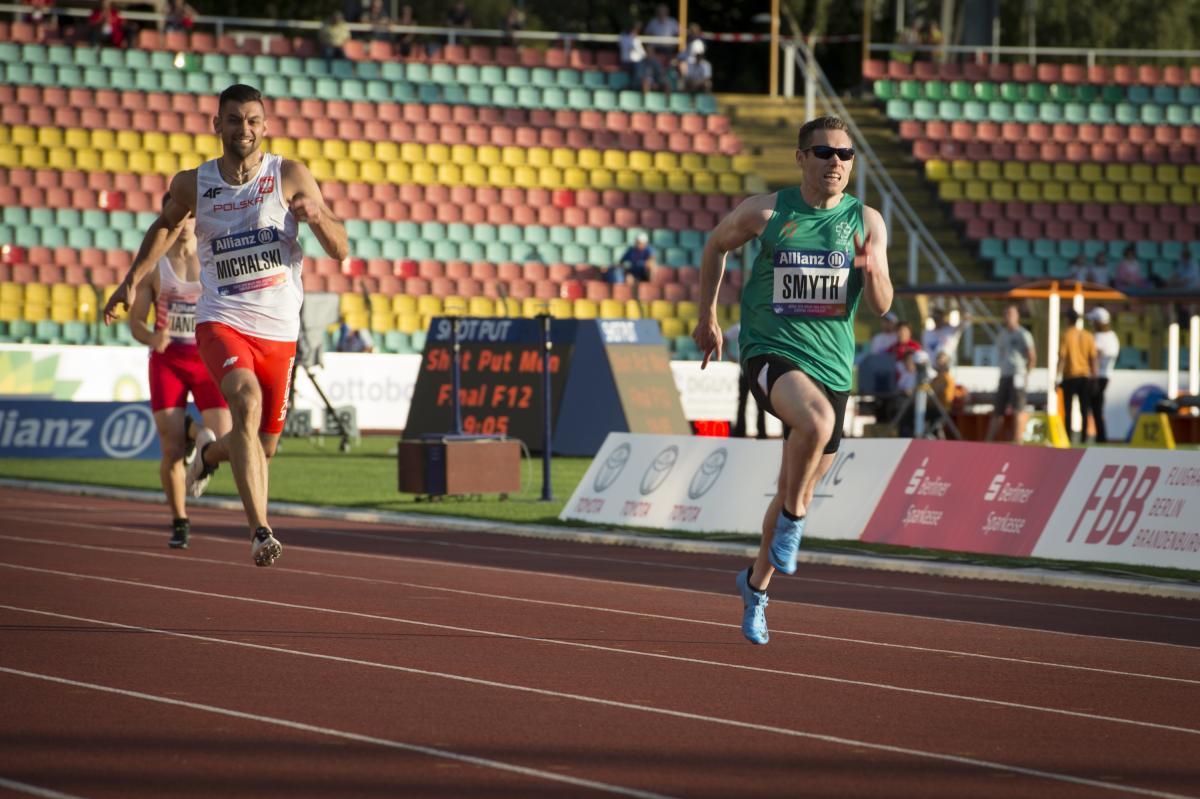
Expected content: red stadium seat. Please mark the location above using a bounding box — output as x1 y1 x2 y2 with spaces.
418 260 445 279
986 63 1012 82
536 206 563 227
1060 63 1086 84
506 279 532 299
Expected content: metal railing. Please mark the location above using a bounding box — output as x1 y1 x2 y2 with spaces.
868 42 1200 68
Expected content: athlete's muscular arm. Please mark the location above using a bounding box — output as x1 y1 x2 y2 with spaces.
282 160 349 261
692 193 775 368
104 171 195 325
128 268 169 352
856 205 894 317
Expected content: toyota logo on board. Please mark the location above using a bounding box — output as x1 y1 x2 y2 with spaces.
639 446 679 495
592 443 632 493
688 448 727 499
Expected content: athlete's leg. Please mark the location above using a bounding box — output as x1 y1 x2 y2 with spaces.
211 368 270 533
200 406 233 440
770 370 836 517
154 407 188 519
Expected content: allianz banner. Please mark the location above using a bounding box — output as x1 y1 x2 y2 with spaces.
0 400 161 459
560 433 909 537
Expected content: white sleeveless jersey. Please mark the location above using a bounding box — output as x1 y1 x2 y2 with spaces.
154 255 201 345
194 153 304 341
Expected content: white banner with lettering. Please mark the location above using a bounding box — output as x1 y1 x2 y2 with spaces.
560 433 910 537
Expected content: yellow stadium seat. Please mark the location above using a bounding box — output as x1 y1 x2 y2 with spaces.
976 160 1001 181
716 173 741 194
1042 182 1066 202
345 310 368 330
1118 184 1144 203
500 145 525 167
1067 182 1092 202
396 314 422 334
374 141 400 162
537 166 563 189
1028 162 1052 182
437 163 462 184
693 172 716 194
1181 165 1200 185
153 152 179 174
322 139 349 160
602 150 627 170
1143 184 1167 204
599 299 624 318
308 158 334 182
296 138 322 160
666 172 691 192
548 298 572 319
194 134 219 155
50 304 75 323
680 153 705 171
573 299 598 319
179 152 204 170
425 143 450 164
111 130 139 151
1052 163 1078 182
627 151 653 171
936 180 963 201
0 302 19 322
1154 165 1180 184
462 163 487 186
416 296 443 316
521 297 545 318
122 151 150 174
411 162 437 184
660 317 685 338
0 283 22 303
1093 183 1117 202
623 300 642 319
36 127 63 148
22 304 49 322
392 295 418 315
1103 164 1129 184
475 145 500 166
340 293 366 314
166 133 191 152
653 151 679 172
47 147 73 170
1169 184 1193 204
924 160 949 181
526 147 550 168
1000 161 1026 182
577 148 601 169
990 181 1015 202
450 144 474 165
63 128 89 149
369 313 394 332
707 154 732 173
50 285 75 305
348 140 373 162
100 150 127 172
950 160 974 181
1129 164 1153 184
1016 182 1041 202
385 162 411 184
563 167 588 189
359 160 384 183
69 148 99 171
19 145 47 168
513 165 538 188
551 148 575 168
648 299 674 320
443 296 468 315
10 126 36 146
141 131 167 152
334 160 360 182
493 298 521 318
731 154 756 173
676 301 699 321
643 170 666 192
468 297 495 316
590 168 614 190
615 169 639 191
1077 163 1102 182
487 164 513 186
267 138 296 159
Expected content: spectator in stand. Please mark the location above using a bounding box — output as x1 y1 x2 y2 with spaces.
888 319 921 365
362 0 392 43
1113 245 1148 290
985 303 1036 444
1057 308 1098 446
396 4 417 58
342 0 363 24
28 0 57 42
501 6 523 47
676 22 712 93
607 233 656 284
867 311 899 355
644 3 680 58
446 0 472 29
1087 307 1119 444
336 318 375 353
1090 251 1112 286
88 0 129 47
894 17 920 65
1067 252 1092 283
319 12 351 63
1168 246 1200 289
619 21 669 94
922 19 943 60
921 307 969 367
163 0 196 32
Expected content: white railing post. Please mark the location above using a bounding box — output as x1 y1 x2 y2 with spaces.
1046 293 1060 416
805 37 816 122
1190 314 1199 397
783 42 795 98
1168 322 1180 399
907 229 919 285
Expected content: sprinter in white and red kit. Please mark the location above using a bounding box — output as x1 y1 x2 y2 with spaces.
105 84 349 566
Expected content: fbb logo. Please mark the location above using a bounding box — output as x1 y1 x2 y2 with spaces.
1066 464 1160 546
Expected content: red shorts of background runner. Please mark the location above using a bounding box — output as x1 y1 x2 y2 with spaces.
149 344 228 412
196 322 296 435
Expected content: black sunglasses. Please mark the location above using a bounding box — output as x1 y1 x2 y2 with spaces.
803 145 855 161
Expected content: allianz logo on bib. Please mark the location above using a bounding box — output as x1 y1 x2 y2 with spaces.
773 249 848 268
211 227 279 255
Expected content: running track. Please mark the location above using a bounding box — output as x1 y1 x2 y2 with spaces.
1 485 1198 799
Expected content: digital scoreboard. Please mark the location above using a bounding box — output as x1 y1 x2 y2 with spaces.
403 318 690 455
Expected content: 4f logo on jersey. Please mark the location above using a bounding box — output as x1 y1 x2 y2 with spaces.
202 187 223 199
257 176 276 196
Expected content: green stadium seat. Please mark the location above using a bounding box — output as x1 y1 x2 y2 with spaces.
1006 239 1031 258
1048 83 1073 102
898 79 922 100
1033 239 1057 258
34 320 63 344
1179 86 1200 104
504 66 530 85
9 320 35 343
479 65 503 84
1126 84 1151 104
1141 105 1165 125
0 43 18 61
4 63 32 84
1087 103 1113 124
979 239 1004 259
530 67 556 87
381 239 406 259
556 69 582 88
924 81 947 101
985 101 1012 122
1014 102 1039 123
999 82 1022 102
1063 102 1087 124
912 99 938 121
1166 104 1189 125
542 87 566 107
948 80 973 102
872 79 895 100
937 100 961 120
1152 85 1177 104
410 330 427 352
392 82 417 103
99 48 125 68
384 331 409 353
62 321 90 345
582 70 607 89
31 63 55 84
1037 102 1062 123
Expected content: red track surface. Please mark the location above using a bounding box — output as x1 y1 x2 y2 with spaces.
1 485 1198 798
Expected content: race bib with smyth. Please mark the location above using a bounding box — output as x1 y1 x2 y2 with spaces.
771 248 850 318
210 227 289 297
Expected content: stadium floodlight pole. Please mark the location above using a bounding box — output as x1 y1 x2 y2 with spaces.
539 312 553 501
450 314 463 435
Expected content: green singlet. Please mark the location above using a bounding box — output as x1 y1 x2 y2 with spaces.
738 188 866 391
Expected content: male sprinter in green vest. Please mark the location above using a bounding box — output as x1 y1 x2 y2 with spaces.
692 116 894 644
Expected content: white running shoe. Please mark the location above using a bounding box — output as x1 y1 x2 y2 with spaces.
185 427 218 498
251 527 282 567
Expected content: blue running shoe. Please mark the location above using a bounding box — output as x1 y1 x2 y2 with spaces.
735 568 769 645
768 513 805 575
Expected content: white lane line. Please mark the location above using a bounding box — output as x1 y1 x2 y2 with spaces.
0 777 89 799
1 606 1194 799
2 531 1195 687
2 566 1197 738
0 666 672 799
3 514 1199 653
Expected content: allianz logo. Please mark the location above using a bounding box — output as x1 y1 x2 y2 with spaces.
0 405 156 459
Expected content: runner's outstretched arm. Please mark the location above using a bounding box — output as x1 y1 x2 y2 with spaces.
282 160 349 261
